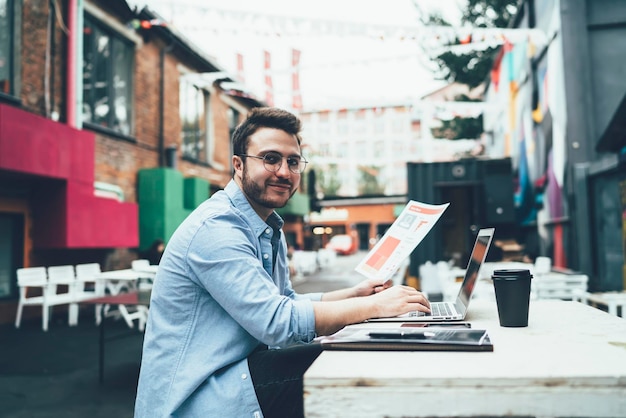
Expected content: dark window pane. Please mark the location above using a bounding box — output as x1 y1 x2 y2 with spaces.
93 30 111 127
82 15 133 135
180 79 206 161
112 37 132 135
0 0 14 95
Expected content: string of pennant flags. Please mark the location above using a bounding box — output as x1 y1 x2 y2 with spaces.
132 4 545 110
133 3 547 50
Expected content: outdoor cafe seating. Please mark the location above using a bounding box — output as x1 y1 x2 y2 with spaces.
14 260 156 332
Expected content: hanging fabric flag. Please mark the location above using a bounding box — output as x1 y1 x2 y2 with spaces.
515 123 535 226
236 53 245 83
490 47 505 92
292 49 302 110
263 51 274 107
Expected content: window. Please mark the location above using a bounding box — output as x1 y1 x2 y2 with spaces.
82 15 133 135
227 106 240 140
180 78 212 162
0 0 20 99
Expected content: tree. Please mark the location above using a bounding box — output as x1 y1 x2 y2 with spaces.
420 0 518 139
316 163 342 197
358 166 385 195
463 0 519 28
424 0 518 87
431 115 484 140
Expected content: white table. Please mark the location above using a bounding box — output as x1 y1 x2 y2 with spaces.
97 269 143 295
304 300 626 417
96 269 154 329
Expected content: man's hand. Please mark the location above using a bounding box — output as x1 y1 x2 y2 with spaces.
313 285 430 336
368 285 431 319
352 277 393 297
322 277 393 301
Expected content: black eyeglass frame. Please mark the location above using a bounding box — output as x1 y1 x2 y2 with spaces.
237 152 308 174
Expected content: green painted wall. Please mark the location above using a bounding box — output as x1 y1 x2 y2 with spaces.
138 168 308 250
276 191 310 217
137 168 209 251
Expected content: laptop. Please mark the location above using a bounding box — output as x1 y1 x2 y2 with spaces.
369 227 495 322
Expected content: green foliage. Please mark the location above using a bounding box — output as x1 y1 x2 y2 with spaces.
432 46 500 88
358 166 385 195
463 0 519 28
316 164 342 197
425 0 518 87
421 0 518 140
431 115 484 140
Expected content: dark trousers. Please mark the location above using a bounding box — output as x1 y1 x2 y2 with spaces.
248 343 323 418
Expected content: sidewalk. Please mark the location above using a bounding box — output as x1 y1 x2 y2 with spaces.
0 312 143 418
0 252 362 418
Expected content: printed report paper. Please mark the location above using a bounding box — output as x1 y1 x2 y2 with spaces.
355 200 449 281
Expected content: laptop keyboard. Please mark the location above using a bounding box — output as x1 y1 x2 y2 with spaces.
410 302 453 317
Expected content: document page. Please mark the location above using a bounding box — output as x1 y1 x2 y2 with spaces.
355 200 449 281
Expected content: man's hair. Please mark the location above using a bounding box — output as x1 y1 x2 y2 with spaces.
232 107 302 156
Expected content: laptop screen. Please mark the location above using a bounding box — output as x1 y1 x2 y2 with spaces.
454 228 495 315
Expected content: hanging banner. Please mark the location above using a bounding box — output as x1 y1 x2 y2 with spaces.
264 50 274 106
292 48 302 110
236 53 245 83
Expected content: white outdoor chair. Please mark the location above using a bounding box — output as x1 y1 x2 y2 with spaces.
46 265 79 327
132 258 156 281
75 263 106 324
129 259 153 330
15 267 49 331
116 304 149 331
131 259 151 271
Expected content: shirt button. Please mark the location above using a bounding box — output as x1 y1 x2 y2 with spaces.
263 253 269 259
241 373 247 380
265 228 271 234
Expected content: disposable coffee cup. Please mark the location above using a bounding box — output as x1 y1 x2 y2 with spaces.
492 269 533 327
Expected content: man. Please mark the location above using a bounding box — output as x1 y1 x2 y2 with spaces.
134 107 430 417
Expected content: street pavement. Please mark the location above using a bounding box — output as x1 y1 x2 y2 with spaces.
293 250 368 294
0 251 364 418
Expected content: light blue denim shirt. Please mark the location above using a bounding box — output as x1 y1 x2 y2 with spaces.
134 180 322 417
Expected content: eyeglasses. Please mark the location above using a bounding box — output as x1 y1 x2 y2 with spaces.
237 151 308 174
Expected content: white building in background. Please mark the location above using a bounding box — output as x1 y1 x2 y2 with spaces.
298 84 485 197
299 103 416 197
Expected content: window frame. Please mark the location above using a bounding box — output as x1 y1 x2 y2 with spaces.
81 13 135 137
179 76 214 165
0 0 22 104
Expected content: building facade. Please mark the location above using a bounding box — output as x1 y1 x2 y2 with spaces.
483 0 626 291
0 0 311 325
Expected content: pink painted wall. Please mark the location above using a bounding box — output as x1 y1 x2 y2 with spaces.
0 103 138 248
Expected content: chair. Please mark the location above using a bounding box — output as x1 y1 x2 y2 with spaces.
75 263 106 324
131 259 151 271
117 304 149 331
129 259 153 330
15 267 48 331
46 265 79 327
132 258 156 282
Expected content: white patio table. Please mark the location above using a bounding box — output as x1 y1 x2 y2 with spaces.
304 300 626 418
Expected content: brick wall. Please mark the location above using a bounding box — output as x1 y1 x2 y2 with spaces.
18 1 252 205
21 0 66 119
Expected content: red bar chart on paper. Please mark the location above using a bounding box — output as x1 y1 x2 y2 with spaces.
355 200 450 281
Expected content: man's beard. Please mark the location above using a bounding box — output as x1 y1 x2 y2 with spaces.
241 166 296 209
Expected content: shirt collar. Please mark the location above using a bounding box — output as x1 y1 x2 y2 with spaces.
224 180 284 232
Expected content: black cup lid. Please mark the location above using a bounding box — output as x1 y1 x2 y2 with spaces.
492 268 533 280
